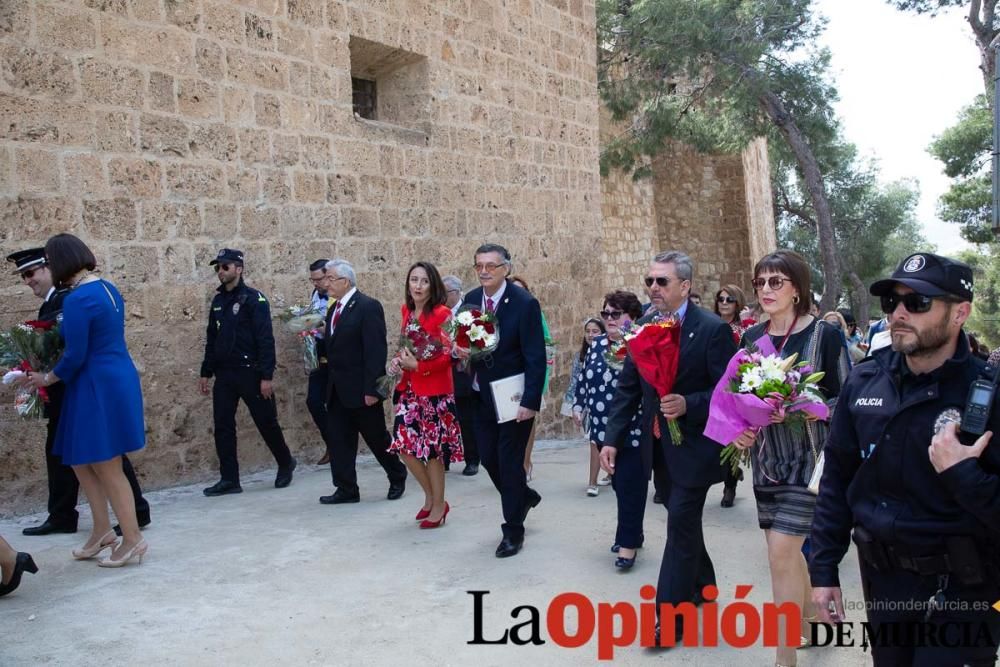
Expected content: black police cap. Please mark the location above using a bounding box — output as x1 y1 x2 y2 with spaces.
6 247 46 275
209 248 245 266
870 252 974 302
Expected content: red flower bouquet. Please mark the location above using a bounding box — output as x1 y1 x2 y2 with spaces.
622 316 684 444
0 320 63 419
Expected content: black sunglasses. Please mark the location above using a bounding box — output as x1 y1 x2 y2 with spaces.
644 276 671 287
717 296 737 304
600 309 624 320
880 293 939 315
20 268 41 280
215 263 233 272
751 276 791 290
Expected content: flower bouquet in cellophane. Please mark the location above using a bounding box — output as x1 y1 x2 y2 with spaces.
0 320 63 419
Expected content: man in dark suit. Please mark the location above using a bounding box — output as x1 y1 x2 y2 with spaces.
6 248 151 536
317 259 406 504
601 250 736 644
459 244 546 557
443 274 479 476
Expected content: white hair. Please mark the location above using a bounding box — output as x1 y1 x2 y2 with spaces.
324 259 356 286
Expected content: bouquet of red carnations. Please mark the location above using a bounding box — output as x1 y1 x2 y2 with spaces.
621 316 684 444
375 316 450 398
0 320 63 419
444 305 499 360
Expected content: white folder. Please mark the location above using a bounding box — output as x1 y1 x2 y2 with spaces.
490 373 525 424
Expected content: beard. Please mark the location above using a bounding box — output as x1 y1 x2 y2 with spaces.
890 310 952 357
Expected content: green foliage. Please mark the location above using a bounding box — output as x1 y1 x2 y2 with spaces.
957 244 1000 348
886 0 966 12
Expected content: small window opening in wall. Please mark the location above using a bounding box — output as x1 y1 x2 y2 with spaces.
666 82 678 95
352 77 377 120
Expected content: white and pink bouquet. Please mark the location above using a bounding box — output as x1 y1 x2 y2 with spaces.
705 345 829 473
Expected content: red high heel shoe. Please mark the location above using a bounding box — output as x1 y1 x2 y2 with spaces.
415 507 431 521
419 502 450 529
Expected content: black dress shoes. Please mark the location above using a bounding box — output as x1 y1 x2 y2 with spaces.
319 489 360 504
0 552 38 598
275 457 297 488
203 480 243 497
720 485 736 507
387 482 405 500
22 520 77 536
495 537 524 558
614 553 637 570
113 510 152 536
521 488 541 522
462 463 479 476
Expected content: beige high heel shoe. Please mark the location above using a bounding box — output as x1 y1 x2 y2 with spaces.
97 539 148 568
71 530 118 560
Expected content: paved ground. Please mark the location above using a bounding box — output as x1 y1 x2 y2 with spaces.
0 440 871 666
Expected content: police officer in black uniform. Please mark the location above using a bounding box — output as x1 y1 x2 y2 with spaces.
199 249 296 496
7 248 151 535
810 252 1000 666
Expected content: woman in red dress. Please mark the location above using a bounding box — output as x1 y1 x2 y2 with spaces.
387 262 463 528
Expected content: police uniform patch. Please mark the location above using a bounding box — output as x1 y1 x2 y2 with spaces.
933 408 961 435
232 303 240 315
903 255 926 273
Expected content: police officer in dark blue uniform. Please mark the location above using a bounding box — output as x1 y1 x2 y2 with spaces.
7 248 151 536
199 249 296 496
810 253 1000 666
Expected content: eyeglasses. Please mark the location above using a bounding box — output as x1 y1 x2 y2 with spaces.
600 309 624 320
751 276 791 291
446 288 461 294
717 296 737 304
644 276 672 287
20 268 41 280
473 262 506 272
880 293 938 315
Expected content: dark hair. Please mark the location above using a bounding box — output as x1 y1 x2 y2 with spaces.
474 243 511 262
753 249 812 317
45 233 97 285
309 258 330 272
603 290 643 320
404 261 447 316
579 318 606 362
509 275 531 294
713 284 747 323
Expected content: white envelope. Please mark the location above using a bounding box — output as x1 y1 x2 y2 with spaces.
490 373 525 424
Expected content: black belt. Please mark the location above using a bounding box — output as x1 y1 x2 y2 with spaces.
885 548 952 576
853 526 989 584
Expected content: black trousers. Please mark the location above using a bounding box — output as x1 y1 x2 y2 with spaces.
453 394 479 465
474 394 537 541
612 443 648 549
859 559 1000 666
326 387 406 495
723 463 742 490
656 477 716 634
306 365 332 449
45 395 149 527
212 368 292 483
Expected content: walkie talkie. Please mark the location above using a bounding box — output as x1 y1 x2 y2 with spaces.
961 364 1000 436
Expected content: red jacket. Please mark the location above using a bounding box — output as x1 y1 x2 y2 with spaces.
396 304 454 397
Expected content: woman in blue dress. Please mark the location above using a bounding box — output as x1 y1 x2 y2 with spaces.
29 234 147 568
573 290 644 569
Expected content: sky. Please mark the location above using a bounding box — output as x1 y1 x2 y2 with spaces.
814 0 984 255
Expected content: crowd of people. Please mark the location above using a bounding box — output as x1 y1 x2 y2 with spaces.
2 238 999 666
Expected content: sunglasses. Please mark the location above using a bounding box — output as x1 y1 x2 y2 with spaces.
20 267 41 280
751 276 791 290
717 296 737 304
880 293 940 315
644 276 672 287
600 309 624 320
215 263 234 272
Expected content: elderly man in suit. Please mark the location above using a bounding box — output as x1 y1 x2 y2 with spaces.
458 244 546 557
317 259 407 505
601 250 736 644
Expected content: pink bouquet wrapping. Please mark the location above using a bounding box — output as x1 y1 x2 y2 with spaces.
704 337 829 473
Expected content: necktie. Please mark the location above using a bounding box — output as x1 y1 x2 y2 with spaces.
653 415 662 440
486 297 495 313
331 302 343 330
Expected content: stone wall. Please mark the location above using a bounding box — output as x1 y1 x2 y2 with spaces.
0 0 603 513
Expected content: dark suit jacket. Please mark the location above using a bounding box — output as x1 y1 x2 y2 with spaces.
463 281 546 415
324 290 388 409
605 304 737 487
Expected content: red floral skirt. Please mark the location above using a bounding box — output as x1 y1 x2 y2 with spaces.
389 388 464 462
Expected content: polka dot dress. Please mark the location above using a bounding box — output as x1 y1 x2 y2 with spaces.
573 335 642 447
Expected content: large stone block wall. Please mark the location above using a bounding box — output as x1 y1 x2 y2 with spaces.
0 0 603 513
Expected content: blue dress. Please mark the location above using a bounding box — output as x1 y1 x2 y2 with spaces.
52 279 145 465
573 335 642 447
